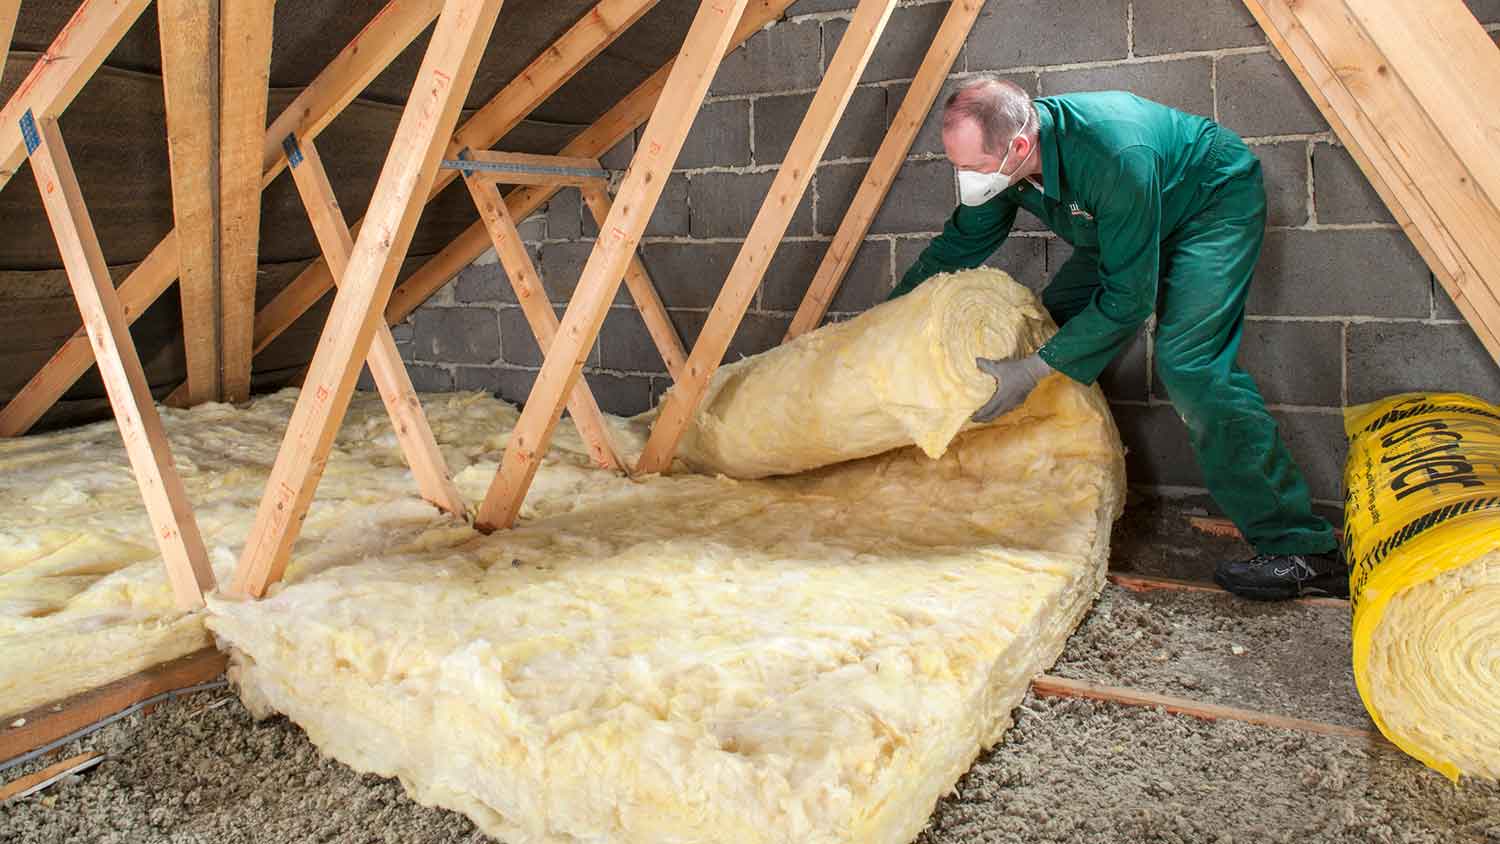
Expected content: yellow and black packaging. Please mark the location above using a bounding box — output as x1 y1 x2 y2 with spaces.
1343 392 1500 781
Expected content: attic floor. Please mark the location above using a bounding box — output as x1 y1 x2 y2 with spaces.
3 494 1497 844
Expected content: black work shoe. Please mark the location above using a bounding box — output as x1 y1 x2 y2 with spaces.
1213 551 1350 601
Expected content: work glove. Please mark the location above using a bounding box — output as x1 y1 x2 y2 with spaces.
972 353 1053 423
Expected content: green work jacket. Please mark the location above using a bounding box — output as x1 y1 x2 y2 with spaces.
892 92 1234 385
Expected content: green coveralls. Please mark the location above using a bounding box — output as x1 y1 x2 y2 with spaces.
894 91 1335 555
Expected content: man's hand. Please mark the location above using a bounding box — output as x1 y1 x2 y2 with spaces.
972 353 1053 423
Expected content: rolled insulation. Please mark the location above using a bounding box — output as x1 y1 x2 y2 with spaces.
672 268 1055 478
1343 392 1500 781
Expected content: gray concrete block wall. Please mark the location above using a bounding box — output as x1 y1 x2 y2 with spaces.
396 0 1500 508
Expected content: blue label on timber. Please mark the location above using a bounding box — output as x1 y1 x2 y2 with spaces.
282 134 303 168
19 110 40 156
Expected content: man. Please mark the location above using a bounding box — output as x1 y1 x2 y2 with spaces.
894 76 1344 600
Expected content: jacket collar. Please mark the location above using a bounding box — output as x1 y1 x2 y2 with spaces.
1034 98 1062 201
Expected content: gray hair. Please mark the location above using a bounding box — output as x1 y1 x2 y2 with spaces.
942 74 1036 156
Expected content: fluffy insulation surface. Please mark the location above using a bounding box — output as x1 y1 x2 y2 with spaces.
2 271 1126 843
1365 553 1500 781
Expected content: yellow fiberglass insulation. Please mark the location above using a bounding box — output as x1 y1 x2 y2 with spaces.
1343 393 1500 782
1 270 1126 843
672 268 1054 478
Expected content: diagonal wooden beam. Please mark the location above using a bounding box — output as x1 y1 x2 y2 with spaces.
634 0 898 475
786 0 982 340
23 113 214 609
0 0 152 193
157 0 222 406
219 0 277 403
381 0 796 329
579 183 687 380
0 1 19 80
0 0 440 436
463 174 624 470
231 0 505 598
284 132 468 514
251 0 663 361
474 0 752 532
1242 0 1500 359
260 0 794 359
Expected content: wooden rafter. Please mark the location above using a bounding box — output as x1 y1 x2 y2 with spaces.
634 0 898 475
0 0 152 192
580 184 688 380
283 132 468 514
786 0 983 340
22 114 215 610
0 0 440 436
249 0 661 360
265 0 796 353
230 0 506 598
474 0 753 531
0 1 19 79
1242 0 1500 361
463 173 624 470
219 0 277 403
157 0 222 406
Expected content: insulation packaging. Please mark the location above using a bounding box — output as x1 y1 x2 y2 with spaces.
672 268 1055 478
1343 392 1500 781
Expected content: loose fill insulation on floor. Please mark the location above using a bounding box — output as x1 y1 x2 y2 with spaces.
1 271 1126 843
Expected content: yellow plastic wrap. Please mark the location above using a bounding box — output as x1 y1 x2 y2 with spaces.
1343 392 1500 781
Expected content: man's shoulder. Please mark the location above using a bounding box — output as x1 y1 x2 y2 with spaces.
1041 92 1191 160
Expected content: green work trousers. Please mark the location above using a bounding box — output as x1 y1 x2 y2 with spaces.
1043 162 1337 555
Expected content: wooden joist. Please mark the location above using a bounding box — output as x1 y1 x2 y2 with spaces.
634 0 898 475
1105 571 1350 609
0 752 103 803
0 648 226 763
218 0 277 403
283 133 468 514
786 0 983 340
463 174 624 470
250 0 660 361
580 184 688 380
0 1 19 84
157 0 222 406
1030 674 1385 743
448 150 611 187
473 0 753 531
1242 0 1500 361
0 0 441 435
231 0 506 598
22 114 215 610
0 0 152 192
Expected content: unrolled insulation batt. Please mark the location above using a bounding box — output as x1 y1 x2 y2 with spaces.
672 268 1054 478
0 269 1126 843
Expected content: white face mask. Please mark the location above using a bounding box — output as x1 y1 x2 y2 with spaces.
955 112 1032 207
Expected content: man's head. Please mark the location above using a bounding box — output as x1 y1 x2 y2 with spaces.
941 76 1039 204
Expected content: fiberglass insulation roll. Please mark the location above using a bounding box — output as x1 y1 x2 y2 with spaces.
672 268 1055 478
1343 393 1500 781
